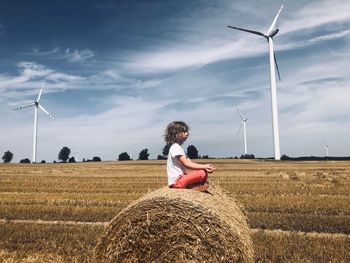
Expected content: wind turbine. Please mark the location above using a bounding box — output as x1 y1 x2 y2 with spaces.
323 139 329 157
14 83 55 163
228 4 284 160
235 106 248 155
74 150 80 162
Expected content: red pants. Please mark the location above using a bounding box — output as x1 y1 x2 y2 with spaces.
171 170 208 188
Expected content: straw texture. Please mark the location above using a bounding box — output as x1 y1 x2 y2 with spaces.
93 184 253 263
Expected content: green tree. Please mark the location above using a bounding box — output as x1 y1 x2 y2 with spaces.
20 158 31 163
58 146 71 162
118 152 131 161
186 145 199 159
92 156 101 162
157 155 166 160
2 151 13 163
162 144 170 157
281 154 290 160
138 149 150 160
240 154 255 159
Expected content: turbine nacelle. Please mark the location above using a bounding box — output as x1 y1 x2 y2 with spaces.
268 28 279 38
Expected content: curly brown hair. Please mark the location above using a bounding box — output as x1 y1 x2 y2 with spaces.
164 121 189 145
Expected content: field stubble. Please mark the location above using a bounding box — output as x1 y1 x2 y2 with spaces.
1 160 350 262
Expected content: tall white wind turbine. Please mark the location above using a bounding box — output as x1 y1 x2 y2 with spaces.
14 83 55 163
235 106 248 155
228 5 284 160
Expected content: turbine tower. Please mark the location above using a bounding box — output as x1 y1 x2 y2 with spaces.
14 83 55 163
228 5 284 160
235 106 248 155
74 150 80 162
323 140 329 157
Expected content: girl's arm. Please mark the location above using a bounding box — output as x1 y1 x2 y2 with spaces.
178 155 214 173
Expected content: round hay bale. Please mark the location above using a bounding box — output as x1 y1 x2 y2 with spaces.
93 184 253 263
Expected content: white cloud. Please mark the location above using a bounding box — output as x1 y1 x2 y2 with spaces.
0 62 86 103
308 29 350 43
0 62 53 91
64 48 95 63
31 47 61 55
29 47 95 64
281 0 350 34
125 38 266 72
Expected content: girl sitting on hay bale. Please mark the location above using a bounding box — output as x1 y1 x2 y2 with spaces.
164 121 214 192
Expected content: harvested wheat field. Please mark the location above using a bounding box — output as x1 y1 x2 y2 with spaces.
1 159 350 262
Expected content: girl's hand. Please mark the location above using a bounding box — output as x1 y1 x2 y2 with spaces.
205 164 215 173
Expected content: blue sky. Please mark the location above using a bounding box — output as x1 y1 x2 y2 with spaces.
1 0 350 162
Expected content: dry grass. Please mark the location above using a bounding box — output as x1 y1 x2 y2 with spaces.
252 229 350 263
0 221 103 263
1 159 350 262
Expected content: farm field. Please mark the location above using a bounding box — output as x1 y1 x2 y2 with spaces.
1 159 350 262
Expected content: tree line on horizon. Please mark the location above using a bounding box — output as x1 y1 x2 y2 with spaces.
1 144 206 164
3 148 350 164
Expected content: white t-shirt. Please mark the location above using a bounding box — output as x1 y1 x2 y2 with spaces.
167 143 186 186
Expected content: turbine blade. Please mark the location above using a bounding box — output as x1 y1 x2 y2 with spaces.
37 82 45 102
13 103 36 111
267 5 284 35
237 122 243 135
39 104 55 120
274 52 281 81
227 26 266 37
235 105 244 120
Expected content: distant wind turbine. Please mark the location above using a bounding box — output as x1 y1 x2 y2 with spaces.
235 106 248 155
228 5 284 160
74 150 80 162
323 140 329 157
14 83 55 163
